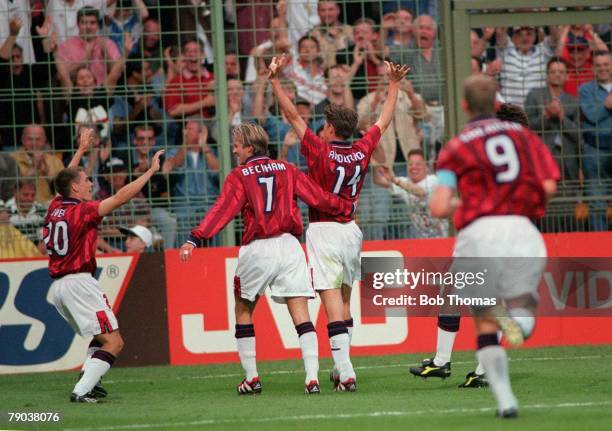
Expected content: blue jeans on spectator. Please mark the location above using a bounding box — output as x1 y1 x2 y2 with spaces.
582 143 611 231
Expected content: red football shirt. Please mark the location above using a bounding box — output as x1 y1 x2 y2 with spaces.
44 197 103 278
300 125 381 223
164 68 214 118
436 117 560 230
189 156 353 245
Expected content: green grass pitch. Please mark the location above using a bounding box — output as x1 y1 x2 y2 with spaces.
1 345 611 431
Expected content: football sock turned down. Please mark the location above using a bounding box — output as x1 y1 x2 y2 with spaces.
433 315 460 366
476 333 518 412
73 350 115 396
80 339 103 372
236 324 258 381
295 322 319 384
328 321 355 381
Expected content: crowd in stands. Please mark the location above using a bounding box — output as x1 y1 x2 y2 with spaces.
0 1 610 257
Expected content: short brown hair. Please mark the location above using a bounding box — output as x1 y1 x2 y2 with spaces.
233 123 269 155
464 74 497 116
407 148 424 159
496 103 529 127
325 103 358 140
54 167 84 198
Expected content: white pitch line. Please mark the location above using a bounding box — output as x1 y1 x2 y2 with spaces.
103 354 612 385
63 400 612 431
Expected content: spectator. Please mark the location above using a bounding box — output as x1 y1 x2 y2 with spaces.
579 51 612 231
11 124 64 204
174 0 214 64
309 1 353 69
166 120 219 244
384 8 415 65
56 7 122 86
164 39 215 120
0 153 18 201
497 26 556 107
5 180 46 248
336 18 384 101
285 35 327 106
236 0 273 65
559 31 603 97
525 57 581 183
45 0 108 44
314 64 354 116
130 124 178 248
104 0 148 54
278 97 323 167
377 148 449 238
118 224 152 252
227 79 250 130
244 16 291 84
0 0 35 63
133 17 162 76
225 51 241 79
0 17 57 148
278 0 320 48
0 200 42 258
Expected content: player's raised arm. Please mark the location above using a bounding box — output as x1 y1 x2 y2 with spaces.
374 62 410 134
67 127 95 168
294 168 354 217
179 173 247 263
98 150 164 217
268 55 308 140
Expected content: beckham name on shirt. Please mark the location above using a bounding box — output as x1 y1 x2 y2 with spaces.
242 162 287 176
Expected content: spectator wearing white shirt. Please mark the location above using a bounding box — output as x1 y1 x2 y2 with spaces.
45 0 108 44
285 35 327 106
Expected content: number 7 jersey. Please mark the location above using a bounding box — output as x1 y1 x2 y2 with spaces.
436 117 560 230
300 125 381 223
44 197 103 278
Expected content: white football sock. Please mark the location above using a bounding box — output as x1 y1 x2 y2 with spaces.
509 308 535 338
299 331 319 383
237 337 258 381
80 346 100 372
330 333 355 381
73 358 111 396
477 346 518 412
433 327 457 366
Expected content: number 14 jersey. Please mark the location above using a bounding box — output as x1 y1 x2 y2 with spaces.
300 125 381 223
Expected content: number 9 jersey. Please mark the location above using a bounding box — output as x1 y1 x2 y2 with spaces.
436 117 560 230
43 197 103 278
300 125 381 223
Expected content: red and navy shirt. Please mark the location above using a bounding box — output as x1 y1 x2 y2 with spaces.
44 196 103 278
436 117 560 230
300 125 381 223
188 155 353 245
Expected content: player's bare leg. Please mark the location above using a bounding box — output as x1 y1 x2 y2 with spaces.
286 297 320 394
474 315 518 418
235 295 261 395
72 331 124 403
320 288 356 391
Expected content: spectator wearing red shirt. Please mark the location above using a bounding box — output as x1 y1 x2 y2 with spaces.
164 39 215 119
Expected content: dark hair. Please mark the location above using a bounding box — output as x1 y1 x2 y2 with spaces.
397 7 415 19
471 56 483 72
12 43 23 54
324 103 358 140
298 35 320 51
546 56 569 72
15 179 36 192
54 167 84 198
593 50 612 59
496 103 529 127
77 6 100 22
407 148 424 159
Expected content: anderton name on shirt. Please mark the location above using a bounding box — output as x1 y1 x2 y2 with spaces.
242 162 288 176
328 150 365 164
459 121 522 143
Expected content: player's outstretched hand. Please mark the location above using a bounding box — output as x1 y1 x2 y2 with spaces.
78 127 95 152
268 54 288 79
150 149 165 172
179 242 195 263
385 61 411 83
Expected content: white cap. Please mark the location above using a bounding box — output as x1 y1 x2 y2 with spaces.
118 225 153 247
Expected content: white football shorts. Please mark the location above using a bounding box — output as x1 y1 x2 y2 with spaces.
451 215 547 300
306 221 363 291
50 273 119 337
234 233 313 303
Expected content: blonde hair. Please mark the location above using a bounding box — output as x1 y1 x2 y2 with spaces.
232 123 269 155
464 74 497 116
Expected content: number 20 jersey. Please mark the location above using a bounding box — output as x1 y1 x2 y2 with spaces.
436 117 560 230
44 196 103 278
300 125 381 223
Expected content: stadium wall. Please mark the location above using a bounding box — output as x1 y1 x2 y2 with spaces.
1 232 611 375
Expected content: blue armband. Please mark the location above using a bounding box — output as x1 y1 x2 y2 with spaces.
436 170 457 189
